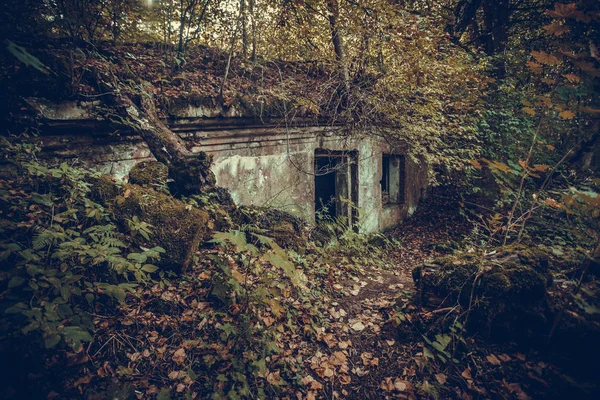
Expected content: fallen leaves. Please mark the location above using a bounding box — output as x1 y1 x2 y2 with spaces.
350 321 366 331
380 377 412 392
172 348 186 365
487 354 502 366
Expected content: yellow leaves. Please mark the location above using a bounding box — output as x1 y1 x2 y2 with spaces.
563 73 580 83
470 159 482 169
231 268 245 283
543 22 569 36
268 299 284 317
559 110 576 119
523 107 536 116
531 51 561 66
534 97 552 109
476 158 512 174
485 159 512 174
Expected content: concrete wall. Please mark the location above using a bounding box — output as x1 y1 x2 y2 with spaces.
21 101 428 233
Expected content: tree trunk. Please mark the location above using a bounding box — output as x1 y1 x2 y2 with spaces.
95 69 215 195
240 0 248 58
326 0 350 94
250 0 256 62
449 0 482 36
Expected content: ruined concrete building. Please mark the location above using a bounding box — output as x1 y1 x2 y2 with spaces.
28 99 428 232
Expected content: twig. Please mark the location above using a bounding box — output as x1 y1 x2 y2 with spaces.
503 120 542 245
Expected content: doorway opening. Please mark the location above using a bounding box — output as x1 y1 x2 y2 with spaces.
314 149 358 226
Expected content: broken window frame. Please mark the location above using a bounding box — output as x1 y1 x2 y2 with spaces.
381 154 406 206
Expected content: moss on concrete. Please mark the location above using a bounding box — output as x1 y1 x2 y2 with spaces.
112 184 211 273
128 161 168 187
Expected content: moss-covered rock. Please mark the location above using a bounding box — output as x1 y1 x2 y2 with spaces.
128 161 168 187
235 206 306 248
111 184 211 273
89 175 122 205
413 245 557 340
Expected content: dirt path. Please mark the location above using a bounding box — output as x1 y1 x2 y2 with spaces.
300 196 472 399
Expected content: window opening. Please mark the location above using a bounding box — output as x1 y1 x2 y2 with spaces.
381 154 405 205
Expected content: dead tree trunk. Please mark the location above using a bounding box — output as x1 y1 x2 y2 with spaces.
95 69 215 195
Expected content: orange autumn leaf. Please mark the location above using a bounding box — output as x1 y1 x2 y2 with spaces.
527 61 543 74
518 160 527 169
545 197 563 209
533 164 550 172
558 49 583 59
470 159 482 170
563 73 580 83
582 107 600 114
523 107 536 116
538 97 553 108
559 110 576 119
543 22 569 36
546 2 578 19
531 50 561 66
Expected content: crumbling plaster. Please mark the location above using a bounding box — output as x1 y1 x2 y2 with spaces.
19 101 428 233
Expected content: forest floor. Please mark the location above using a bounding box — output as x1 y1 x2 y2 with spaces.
2 190 598 400
299 195 598 400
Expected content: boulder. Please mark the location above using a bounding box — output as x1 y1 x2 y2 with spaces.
112 184 211 273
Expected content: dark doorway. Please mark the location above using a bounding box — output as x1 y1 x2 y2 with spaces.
314 150 358 225
315 155 338 221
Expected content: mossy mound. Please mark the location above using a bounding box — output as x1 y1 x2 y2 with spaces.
112 184 211 273
188 187 236 232
89 175 122 205
412 245 555 340
128 161 168 187
235 206 306 248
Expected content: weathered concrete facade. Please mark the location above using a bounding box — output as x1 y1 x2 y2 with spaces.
22 101 428 232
